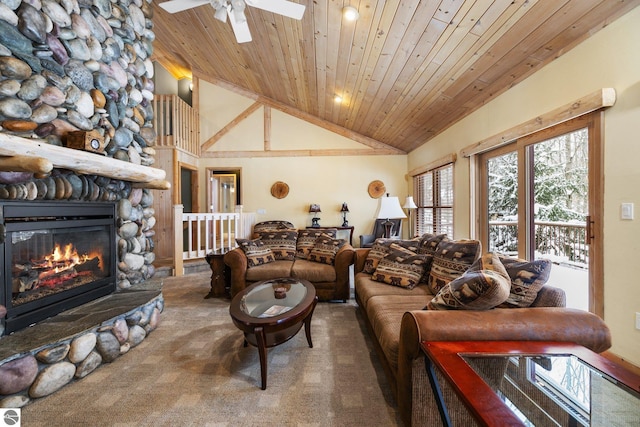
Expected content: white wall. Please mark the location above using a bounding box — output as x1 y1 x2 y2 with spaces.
409 6 640 366
197 80 409 243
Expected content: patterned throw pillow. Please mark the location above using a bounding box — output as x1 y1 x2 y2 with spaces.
428 239 482 294
497 256 552 308
363 238 422 274
427 252 511 310
418 233 448 256
252 221 295 234
308 233 345 265
371 244 432 289
256 230 298 261
296 229 337 259
236 238 275 268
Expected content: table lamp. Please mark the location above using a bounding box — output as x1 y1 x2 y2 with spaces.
340 202 349 227
309 204 321 227
376 195 406 238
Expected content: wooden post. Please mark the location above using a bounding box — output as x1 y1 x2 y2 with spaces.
173 204 184 276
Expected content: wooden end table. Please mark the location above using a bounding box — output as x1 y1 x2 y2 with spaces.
305 226 354 245
421 341 640 427
204 249 231 299
229 278 317 390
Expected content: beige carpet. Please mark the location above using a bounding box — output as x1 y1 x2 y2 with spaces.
22 272 402 426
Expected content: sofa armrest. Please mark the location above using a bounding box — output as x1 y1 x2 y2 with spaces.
332 244 355 300
359 234 375 248
396 307 611 426
223 247 248 298
354 248 370 274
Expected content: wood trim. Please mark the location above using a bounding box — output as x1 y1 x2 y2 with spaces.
408 153 457 177
196 75 405 155
200 101 262 152
0 133 166 184
589 111 605 318
460 88 616 157
264 106 271 151
200 148 398 158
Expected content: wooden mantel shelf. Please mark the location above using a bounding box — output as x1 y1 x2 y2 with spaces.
0 133 169 190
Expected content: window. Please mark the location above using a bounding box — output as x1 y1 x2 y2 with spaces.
414 163 454 236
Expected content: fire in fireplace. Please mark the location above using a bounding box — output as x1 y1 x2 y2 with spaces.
1 201 117 335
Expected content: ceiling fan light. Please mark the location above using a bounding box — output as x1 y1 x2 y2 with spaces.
214 6 227 22
343 6 359 21
231 0 247 23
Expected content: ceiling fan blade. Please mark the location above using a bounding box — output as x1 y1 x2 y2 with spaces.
246 0 306 20
228 7 252 43
159 0 211 14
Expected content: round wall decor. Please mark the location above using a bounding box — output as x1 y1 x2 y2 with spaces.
367 180 386 198
270 181 289 199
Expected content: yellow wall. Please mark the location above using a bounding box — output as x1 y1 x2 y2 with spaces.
197 81 409 243
409 6 640 366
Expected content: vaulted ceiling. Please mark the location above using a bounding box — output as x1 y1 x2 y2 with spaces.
152 0 640 154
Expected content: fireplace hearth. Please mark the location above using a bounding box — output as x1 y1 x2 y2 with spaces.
1 201 117 335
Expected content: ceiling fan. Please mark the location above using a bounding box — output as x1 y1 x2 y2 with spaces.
158 0 306 43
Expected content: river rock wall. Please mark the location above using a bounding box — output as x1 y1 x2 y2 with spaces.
0 0 158 288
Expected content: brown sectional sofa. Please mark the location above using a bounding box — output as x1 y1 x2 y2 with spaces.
353 236 612 426
224 221 355 301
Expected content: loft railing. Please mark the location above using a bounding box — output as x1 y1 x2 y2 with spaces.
152 94 200 156
173 205 256 276
489 220 588 266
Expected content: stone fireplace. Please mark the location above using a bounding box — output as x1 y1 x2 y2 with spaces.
1 201 117 335
0 0 169 408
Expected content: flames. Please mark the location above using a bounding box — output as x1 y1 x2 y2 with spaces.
38 243 103 279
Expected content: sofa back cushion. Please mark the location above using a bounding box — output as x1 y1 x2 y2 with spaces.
255 229 298 261
297 229 337 259
236 238 275 268
371 244 432 289
426 252 511 310
428 239 481 294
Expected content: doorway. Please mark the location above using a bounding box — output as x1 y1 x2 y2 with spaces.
208 169 241 213
478 113 603 315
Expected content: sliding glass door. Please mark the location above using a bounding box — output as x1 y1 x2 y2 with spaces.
478 113 603 314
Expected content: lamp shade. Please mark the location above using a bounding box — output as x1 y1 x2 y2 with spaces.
340 202 349 212
309 204 321 213
403 196 418 209
376 196 406 219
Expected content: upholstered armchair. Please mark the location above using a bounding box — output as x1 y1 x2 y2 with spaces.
359 218 402 248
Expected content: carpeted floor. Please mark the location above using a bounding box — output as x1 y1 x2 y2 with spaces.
22 272 402 426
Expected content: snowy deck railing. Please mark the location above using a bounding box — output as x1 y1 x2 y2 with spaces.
489 220 588 266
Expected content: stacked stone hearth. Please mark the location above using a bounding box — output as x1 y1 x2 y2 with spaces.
0 0 165 408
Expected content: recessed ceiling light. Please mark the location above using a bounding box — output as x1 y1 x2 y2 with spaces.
343 6 359 21
334 95 343 103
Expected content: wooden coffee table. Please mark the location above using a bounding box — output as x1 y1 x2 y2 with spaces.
229 278 317 390
421 341 640 427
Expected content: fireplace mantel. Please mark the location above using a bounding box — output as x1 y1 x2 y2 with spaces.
0 133 169 190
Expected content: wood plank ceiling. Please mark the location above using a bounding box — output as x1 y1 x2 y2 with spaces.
152 0 640 154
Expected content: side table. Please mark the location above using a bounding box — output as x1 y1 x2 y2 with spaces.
306 226 354 245
204 249 231 299
421 340 640 427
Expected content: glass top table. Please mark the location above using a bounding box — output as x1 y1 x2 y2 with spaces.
239 278 309 318
421 341 640 427
229 278 317 390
